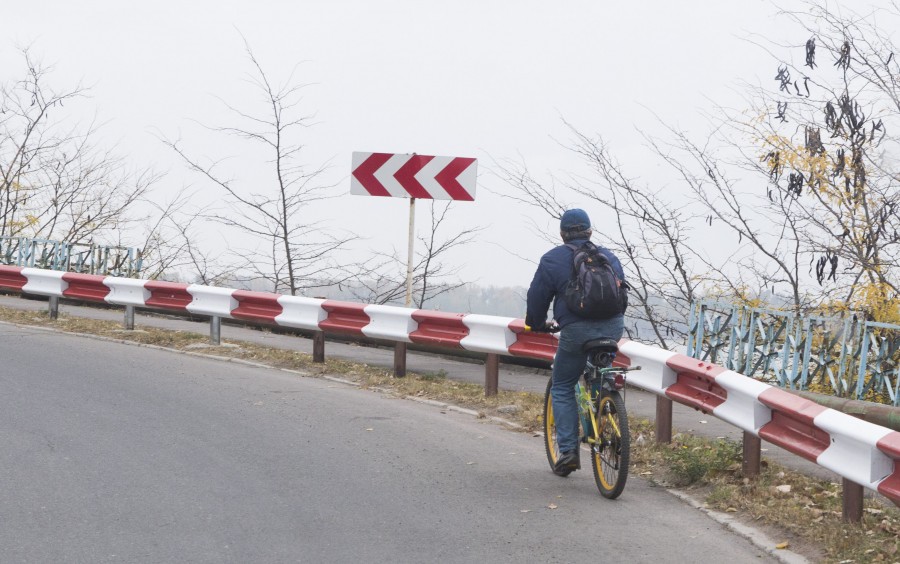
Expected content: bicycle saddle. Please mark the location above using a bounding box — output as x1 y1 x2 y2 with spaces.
582 338 619 366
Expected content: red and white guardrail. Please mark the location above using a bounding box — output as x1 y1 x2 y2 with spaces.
618 340 900 506
0 266 558 360
0 265 897 505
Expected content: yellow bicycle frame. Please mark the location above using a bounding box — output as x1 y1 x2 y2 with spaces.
578 384 620 444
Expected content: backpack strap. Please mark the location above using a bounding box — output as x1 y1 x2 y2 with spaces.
567 241 600 264
565 241 595 254
565 242 587 277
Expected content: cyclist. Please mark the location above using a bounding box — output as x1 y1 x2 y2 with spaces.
525 208 626 476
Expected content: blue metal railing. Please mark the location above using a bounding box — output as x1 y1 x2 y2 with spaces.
687 300 900 405
0 236 143 277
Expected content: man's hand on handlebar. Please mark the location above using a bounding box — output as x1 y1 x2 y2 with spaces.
524 320 560 333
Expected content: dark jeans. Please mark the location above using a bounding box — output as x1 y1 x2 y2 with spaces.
551 317 625 452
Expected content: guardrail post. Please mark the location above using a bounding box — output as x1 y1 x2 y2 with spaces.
655 396 673 443
313 331 325 363
124 305 135 330
842 478 864 523
393 342 407 377
210 315 221 345
742 432 761 478
48 296 59 320
485 353 499 397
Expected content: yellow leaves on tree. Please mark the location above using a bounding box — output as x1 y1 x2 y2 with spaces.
853 282 900 324
704 284 768 311
760 134 866 211
2 180 39 237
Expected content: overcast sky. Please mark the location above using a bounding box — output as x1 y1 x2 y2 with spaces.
5 0 820 289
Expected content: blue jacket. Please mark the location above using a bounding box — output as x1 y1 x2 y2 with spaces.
525 238 626 329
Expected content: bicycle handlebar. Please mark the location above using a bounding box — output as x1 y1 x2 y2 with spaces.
522 322 642 372
523 321 560 334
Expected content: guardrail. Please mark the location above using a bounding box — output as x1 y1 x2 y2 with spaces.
0 264 897 518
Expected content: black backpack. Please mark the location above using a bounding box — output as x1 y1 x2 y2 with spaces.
563 242 629 319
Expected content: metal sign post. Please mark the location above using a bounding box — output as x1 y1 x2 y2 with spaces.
405 198 416 307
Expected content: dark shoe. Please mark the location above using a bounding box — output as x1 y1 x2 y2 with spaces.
553 449 581 477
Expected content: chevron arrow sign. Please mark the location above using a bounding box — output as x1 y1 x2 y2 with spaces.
351 152 477 201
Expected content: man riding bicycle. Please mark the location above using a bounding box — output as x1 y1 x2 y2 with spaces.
525 209 626 476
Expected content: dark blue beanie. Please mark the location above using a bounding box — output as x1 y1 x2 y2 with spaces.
560 209 591 232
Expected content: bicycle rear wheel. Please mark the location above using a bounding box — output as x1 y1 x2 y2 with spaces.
591 391 630 499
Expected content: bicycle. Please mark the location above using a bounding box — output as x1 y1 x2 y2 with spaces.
542 335 641 499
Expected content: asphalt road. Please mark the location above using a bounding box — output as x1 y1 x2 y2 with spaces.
0 324 782 563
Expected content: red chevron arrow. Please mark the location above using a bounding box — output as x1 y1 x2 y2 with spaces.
394 154 434 199
435 157 476 201
351 152 477 200
351 153 392 197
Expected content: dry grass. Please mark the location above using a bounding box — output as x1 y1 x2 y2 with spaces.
3 304 899 562
628 417 900 563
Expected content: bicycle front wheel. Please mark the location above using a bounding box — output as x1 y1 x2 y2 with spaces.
591 391 630 499
543 378 562 472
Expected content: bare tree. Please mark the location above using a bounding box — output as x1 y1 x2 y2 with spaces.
164 38 351 295
349 201 483 308
490 0 900 347
562 126 706 347
703 0 900 320
493 126 706 348
132 190 238 284
0 49 80 238
0 48 159 248
640 124 810 314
